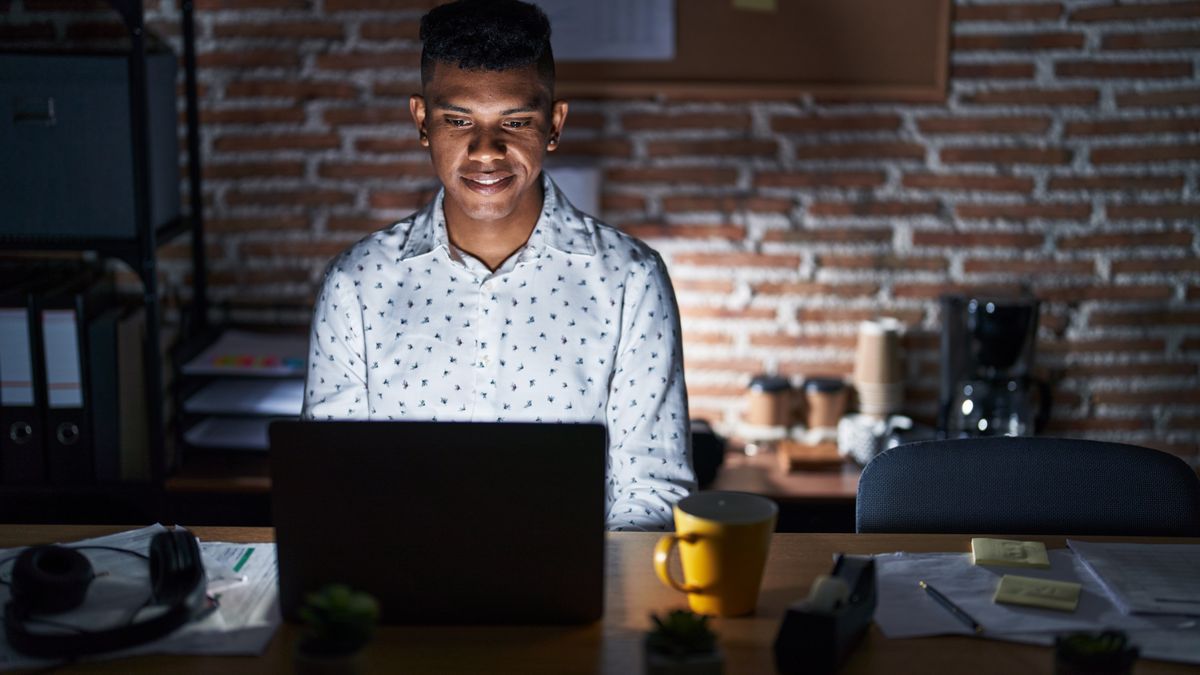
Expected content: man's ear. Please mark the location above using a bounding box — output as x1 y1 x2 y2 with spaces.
547 99 568 152
410 94 429 147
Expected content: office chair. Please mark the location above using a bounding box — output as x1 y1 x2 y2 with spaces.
856 436 1200 535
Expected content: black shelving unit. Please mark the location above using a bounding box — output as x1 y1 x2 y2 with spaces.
0 0 207 518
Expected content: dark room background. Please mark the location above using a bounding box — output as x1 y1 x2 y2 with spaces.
4 0 1198 468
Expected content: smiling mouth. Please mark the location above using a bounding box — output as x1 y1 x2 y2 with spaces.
461 175 515 195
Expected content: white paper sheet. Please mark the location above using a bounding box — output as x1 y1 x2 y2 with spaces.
1068 540 1200 616
539 0 674 62
183 378 304 416
0 525 281 670
183 416 277 451
873 549 1200 664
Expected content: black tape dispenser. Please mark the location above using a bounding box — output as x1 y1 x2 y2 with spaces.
773 553 876 675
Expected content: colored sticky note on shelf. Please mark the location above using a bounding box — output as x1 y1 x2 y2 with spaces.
183 329 308 377
733 0 777 11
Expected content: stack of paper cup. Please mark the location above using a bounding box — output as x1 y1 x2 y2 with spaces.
853 318 904 418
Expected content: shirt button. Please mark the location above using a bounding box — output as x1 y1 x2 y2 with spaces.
480 355 491 367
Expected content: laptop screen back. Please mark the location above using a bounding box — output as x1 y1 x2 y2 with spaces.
269 420 607 624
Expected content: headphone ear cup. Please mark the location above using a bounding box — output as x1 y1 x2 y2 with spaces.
149 530 204 607
6 530 208 659
9 546 93 614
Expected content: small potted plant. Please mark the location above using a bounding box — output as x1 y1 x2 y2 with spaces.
294 584 380 675
644 609 723 675
1055 630 1139 675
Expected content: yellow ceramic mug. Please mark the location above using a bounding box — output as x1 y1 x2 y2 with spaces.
653 491 778 616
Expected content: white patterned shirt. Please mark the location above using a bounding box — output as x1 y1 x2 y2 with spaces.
302 173 695 530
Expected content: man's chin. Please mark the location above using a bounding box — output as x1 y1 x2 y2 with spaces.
447 196 519 224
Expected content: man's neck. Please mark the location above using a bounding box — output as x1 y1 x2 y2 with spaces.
444 182 544 272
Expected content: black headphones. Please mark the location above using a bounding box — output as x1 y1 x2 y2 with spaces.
4 529 207 658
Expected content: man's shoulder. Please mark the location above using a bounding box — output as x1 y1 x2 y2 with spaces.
324 216 421 280
584 215 665 270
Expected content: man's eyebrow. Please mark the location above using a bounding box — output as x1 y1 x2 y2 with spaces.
434 102 471 113
431 102 540 115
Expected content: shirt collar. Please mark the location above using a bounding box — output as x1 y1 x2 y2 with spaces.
397 172 596 261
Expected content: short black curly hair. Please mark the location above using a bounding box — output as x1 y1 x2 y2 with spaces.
419 0 555 94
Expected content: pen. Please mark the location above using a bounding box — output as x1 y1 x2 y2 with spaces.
919 580 984 634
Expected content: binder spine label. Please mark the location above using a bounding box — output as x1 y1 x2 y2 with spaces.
42 309 83 408
0 308 34 405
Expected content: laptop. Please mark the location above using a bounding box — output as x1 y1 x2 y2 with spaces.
268 420 607 624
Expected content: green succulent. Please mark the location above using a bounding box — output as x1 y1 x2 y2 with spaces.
645 609 718 659
1055 631 1138 670
298 584 381 656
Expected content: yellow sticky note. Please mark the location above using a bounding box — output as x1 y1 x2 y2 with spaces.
733 0 777 11
993 574 1081 612
971 538 1050 569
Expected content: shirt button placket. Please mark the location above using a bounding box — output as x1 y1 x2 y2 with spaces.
471 277 500 420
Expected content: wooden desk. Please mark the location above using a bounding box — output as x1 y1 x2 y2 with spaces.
3 525 1196 674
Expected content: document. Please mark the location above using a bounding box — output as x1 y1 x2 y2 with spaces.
1068 540 1200 616
183 416 277 451
0 525 281 669
538 0 674 62
183 378 304 416
873 549 1200 665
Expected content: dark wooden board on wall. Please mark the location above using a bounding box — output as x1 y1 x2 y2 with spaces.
556 0 951 101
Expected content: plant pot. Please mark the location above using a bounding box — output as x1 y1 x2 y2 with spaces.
644 647 724 675
293 644 366 675
1054 632 1138 675
1055 653 1136 675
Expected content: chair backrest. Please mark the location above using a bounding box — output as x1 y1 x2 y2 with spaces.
856 436 1200 535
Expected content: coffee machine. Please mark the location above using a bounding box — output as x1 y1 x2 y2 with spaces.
939 293 1051 437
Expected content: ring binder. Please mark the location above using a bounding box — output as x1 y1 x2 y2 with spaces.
37 268 112 485
0 271 58 485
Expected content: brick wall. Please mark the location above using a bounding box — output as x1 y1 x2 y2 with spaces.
4 0 1199 464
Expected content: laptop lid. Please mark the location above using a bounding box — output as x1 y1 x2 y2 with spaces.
268 420 607 625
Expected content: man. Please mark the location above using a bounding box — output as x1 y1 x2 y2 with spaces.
302 0 694 531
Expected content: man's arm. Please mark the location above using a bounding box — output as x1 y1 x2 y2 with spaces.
605 250 696 531
302 263 370 420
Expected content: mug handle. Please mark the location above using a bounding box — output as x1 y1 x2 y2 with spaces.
654 533 701 593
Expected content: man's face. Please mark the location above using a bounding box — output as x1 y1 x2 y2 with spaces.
410 62 568 230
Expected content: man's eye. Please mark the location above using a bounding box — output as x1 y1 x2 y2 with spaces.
504 119 532 128
446 118 470 127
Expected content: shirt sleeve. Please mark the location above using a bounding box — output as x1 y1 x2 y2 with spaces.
302 260 370 420
605 249 696 531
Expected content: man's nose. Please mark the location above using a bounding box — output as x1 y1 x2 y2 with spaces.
468 128 506 163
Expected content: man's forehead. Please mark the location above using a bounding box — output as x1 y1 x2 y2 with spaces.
425 62 551 110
